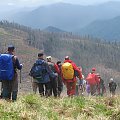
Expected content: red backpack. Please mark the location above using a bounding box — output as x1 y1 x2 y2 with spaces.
86 73 96 85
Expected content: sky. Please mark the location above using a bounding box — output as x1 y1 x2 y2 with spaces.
0 0 120 7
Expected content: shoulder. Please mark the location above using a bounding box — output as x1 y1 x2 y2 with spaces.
13 55 18 60
43 61 48 66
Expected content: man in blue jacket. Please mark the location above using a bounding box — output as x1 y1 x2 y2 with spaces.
30 53 52 97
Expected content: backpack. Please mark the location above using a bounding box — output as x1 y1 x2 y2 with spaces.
48 62 56 73
0 54 14 81
61 62 74 80
29 60 47 81
86 73 96 85
110 82 117 91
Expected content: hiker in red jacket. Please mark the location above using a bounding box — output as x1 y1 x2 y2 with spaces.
56 61 63 97
86 68 99 95
62 56 82 96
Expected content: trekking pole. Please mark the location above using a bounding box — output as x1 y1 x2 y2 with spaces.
20 69 22 89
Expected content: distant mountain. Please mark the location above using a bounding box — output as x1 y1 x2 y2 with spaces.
79 16 120 41
43 26 65 32
10 1 120 32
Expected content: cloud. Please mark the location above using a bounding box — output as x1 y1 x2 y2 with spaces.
1 0 120 7
7 2 15 6
0 0 62 7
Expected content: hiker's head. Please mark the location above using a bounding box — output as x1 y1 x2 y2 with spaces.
97 73 101 78
46 56 52 62
57 61 61 66
8 45 15 52
82 75 85 79
65 56 69 60
110 78 113 81
92 67 96 72
38 53 44 59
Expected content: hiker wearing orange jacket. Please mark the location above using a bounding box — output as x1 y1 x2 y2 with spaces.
62 56 82 96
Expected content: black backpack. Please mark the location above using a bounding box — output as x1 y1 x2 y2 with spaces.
29 60 47 81
110 82 117 91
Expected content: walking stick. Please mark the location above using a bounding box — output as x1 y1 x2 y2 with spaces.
20 69 22 89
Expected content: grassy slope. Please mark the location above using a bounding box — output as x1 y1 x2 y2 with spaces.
0 27 120 120
0 94 120 120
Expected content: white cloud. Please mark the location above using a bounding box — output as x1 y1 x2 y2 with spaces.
0 0 120 7
7 2 15 6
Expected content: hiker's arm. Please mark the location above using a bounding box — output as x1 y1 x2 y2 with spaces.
15 58 22 70
72 65 82 79
45 62 57 78
54 64 60 74
95 75 100 84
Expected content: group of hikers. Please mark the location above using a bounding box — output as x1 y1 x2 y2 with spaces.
0 45 117 101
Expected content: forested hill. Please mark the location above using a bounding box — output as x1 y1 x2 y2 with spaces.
79 16 120 41
0 21 120 87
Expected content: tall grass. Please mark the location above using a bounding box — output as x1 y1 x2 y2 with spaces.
0 94 120 120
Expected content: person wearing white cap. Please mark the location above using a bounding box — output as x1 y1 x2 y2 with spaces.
108 78 117 97
46 56 59 97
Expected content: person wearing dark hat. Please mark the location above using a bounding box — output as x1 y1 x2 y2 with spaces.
30 53 44 94
30 53 52 97
1 45 22 101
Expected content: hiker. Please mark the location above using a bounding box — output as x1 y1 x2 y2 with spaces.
46 56 58 97
29 53 52 97
86 82 91 96
76 68 85 96
97 74 105 96
76 76 80 96
0 45 22 101
62 56 82 97
80 75 86 95
108 78 117 97
86 68 99 96
56 61 63 97
75 67 82 96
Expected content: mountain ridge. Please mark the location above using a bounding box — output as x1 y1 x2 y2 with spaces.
8 1 120 32
79 16 120 41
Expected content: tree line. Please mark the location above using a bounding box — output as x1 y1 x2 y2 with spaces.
0 20 120 86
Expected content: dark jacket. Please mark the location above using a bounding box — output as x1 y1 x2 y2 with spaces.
108 81 117 91
32 59 51 83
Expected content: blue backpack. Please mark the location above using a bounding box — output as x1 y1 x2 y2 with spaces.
0 54 14 81
29 60 47 81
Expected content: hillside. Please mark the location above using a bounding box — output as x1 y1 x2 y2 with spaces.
0 25 40 92
79 16 120 41
0 21 120 91
0 94 120 119
9 1 120 32
43 26 65 33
